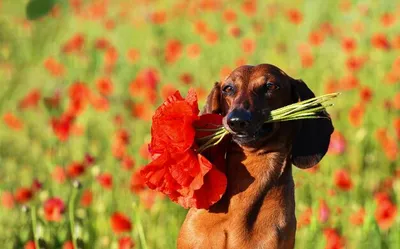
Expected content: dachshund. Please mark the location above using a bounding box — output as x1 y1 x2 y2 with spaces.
177 64 334 249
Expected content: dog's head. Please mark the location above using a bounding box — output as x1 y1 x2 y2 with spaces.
203 64 334 169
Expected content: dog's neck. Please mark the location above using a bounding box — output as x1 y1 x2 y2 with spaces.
211 141 295 230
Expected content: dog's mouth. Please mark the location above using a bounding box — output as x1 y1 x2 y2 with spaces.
231 123 277 146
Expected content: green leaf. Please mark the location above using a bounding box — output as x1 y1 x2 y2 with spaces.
26 0 56 20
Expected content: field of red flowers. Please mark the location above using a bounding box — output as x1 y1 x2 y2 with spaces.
0 0 399 248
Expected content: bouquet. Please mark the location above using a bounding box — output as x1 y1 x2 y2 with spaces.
140 89 339 209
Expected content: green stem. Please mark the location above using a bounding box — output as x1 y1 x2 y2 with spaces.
267 116 328 122
31 206 40 249
69 187 79 249
195 127 224 132
195 128 227 141
198 131 228 153
135 209 148 249
269 103 333 121
269 93 339 115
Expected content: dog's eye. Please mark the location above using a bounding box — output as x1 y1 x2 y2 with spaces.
265 82 279 91
222 85 235 95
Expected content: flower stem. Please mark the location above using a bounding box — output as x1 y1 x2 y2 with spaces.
30 206 40 249
195 128 226 141
69 186 79 249
135 209 148 249
198 130 228 152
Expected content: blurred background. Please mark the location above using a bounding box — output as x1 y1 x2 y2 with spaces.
0 0 399 248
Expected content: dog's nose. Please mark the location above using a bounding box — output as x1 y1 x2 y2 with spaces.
227 109 251 133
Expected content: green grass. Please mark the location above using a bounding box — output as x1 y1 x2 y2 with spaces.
0 0 399 248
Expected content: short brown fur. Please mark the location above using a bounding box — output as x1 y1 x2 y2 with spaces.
178 64 333 249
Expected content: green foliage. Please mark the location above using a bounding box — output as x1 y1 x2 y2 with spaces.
26 0 56 21
0 0 399 248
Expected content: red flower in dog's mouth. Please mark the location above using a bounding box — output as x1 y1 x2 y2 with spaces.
140 89 229 209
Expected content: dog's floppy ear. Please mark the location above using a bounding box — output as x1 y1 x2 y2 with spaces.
202 82 223 114
290 79 334 169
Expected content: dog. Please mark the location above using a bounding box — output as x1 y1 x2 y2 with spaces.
177 64 333 249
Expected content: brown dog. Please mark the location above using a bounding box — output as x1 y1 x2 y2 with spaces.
177 64 333 249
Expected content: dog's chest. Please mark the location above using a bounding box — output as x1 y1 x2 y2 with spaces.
178 206 291 249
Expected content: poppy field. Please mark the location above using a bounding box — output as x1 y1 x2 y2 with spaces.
0 0 399 248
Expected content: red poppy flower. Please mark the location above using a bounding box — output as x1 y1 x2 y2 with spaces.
346 55 366 72
15 187 33 204
328 131 347 155
334 169 353 191
3 112 23 131
62 33 85 53
66 162 85 178
80 189 93 207
229 26 242 38
380 12 395 27
150 11 166 24
18 89 41 109
180 73 194 85
111 212 132 234
44 57 65 77
149 90 199 154
1 191 15 209
341 37 357 53
297 208 312 229
121 155 135 170
393 117 400 140
95 37 111 50
324 78 338 94
89 94 109 112
97 173 113 189
241 38 256 54
349 208 365 226
142 149 227 209
62 241 74 249
323 228 345 249
140 90 228 209
375 128 398 161
286 9 303 25
241 0 256 16
130 170 146 194
339 74 359 90
393 92 400 110
43 197 65 222
165 39 182 64
31 179 42 193
205 31 219 45
119 236 135 249
126 48 140 63
392 35 400 50
193 20 208 35
359 86 373 103
52 166 67 184
114 129 130 145
300 53 314 68
24 241 36 249
51 113 75 141
186 44 201 59
309 30 324 46
43 90 61 110
318 199 330 223
371 33 390 50
96 77 113 96
375 197 397 230
222 9 237 23
104 19 116 30
348 103 364 127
